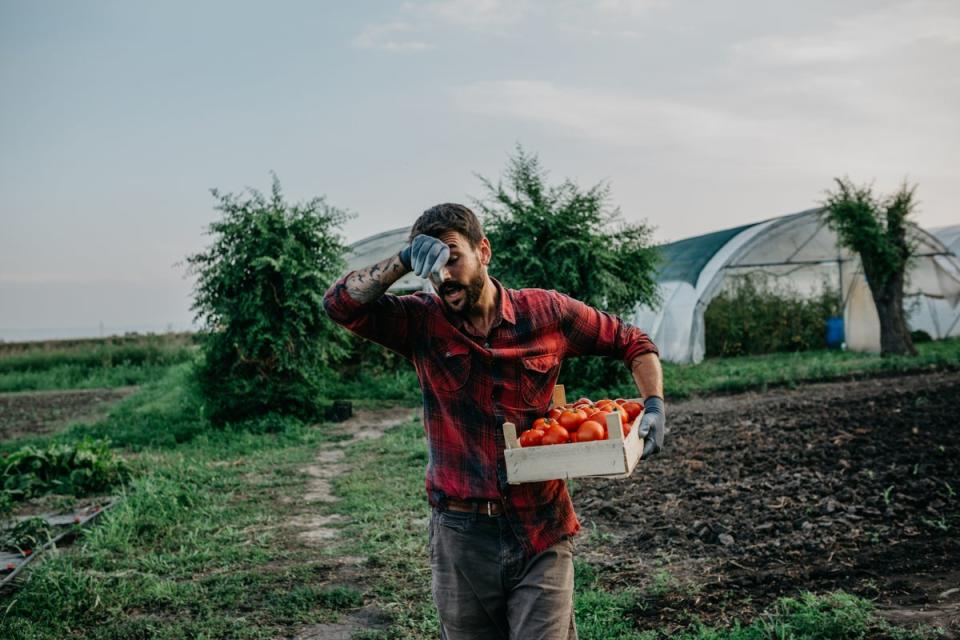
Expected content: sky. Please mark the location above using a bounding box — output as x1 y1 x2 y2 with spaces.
1 0 958 341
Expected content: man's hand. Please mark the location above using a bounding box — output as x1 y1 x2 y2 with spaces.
638 396 666 458
399 234 450 279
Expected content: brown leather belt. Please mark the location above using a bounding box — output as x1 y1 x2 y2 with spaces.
444 498 504 517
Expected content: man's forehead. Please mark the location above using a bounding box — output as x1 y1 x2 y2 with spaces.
437 230 471 248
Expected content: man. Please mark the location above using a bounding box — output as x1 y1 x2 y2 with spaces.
323 203 666 639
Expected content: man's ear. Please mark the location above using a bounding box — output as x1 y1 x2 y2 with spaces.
478 236 492 266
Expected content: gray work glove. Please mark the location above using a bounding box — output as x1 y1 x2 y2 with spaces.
638 396 666 458
399 234 450 279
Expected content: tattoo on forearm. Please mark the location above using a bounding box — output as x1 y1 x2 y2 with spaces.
345 254 407 304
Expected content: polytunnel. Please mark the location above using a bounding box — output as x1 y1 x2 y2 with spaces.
634 209 960 363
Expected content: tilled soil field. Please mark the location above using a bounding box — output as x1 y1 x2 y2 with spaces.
0 387 137 441
575 371 960 636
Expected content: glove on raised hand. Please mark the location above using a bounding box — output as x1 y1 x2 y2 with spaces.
399 234 450 279
638 396 666 459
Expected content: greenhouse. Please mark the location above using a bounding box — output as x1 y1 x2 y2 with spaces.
633 210 960 363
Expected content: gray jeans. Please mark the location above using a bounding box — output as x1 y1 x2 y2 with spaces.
428 507 578 640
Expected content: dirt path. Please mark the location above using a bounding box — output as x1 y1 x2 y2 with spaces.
0 386 139 441
280 406 419 640
575 371 960 637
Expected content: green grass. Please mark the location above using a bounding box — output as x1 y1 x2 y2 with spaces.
0 366 373 640
0 334 197 392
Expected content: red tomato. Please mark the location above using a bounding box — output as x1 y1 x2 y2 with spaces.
558 408 587 432
569 431 581 443
577 420 605 442
532 417 550 431
519 429 544 447
614 398 627 405
622 401 642 422
547 407 564 421
541 425 570 445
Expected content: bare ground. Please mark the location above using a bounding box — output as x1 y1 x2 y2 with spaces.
575 371 960 637
0 386 138 441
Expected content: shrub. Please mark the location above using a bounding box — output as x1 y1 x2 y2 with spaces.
185 176 353 424
477 145 660 391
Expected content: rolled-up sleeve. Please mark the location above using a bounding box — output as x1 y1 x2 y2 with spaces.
322 275 420 360
555 292 658 367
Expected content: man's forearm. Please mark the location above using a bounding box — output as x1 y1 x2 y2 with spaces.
630 352 664 400
344 253 409 304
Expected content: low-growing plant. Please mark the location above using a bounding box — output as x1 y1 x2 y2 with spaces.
1 438 130 502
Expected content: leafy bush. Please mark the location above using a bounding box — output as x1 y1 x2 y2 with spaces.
185 176 353 425
1 438 130 502
705 275 840 357
477 146 660 390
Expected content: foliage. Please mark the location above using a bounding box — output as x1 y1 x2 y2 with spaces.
476 145 660 389
185 176 353 424
821 178 918 355
822 179 916 291
1 438 130 503
705 274 840 357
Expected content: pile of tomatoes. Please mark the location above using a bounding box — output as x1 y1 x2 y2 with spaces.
518 397 643 447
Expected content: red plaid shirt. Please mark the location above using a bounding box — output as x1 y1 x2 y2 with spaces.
323 274 658 557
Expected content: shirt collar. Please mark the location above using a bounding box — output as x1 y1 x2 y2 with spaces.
491 277 516 325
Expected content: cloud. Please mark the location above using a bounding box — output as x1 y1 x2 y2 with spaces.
449 78 958 174
451 80 776 150
411 0 532 29
352 21 434 51
733 0 960 65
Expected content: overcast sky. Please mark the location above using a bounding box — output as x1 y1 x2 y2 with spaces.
1 0 958 340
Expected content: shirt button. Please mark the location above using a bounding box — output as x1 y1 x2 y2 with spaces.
484 341 490 348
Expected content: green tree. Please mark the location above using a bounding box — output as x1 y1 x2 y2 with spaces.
186 176 352 424
475 146 660 390
822 177 918 356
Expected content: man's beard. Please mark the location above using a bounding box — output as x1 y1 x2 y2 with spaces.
438 270 485 316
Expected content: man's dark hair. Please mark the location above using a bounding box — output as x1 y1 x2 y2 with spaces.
410 203 484 248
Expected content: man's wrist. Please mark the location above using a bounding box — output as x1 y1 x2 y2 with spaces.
643 396 665 414
398 245 412 271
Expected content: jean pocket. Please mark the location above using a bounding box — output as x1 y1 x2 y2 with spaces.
437 509 479 533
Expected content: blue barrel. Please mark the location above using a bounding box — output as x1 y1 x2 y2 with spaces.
825 316 844 349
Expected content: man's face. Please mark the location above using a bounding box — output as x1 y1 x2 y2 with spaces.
431 230 490 316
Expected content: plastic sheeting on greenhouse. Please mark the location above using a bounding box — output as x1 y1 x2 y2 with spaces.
345 226 431 293
907 224 960 341
634 210 960 363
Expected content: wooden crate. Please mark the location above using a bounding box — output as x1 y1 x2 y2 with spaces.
502 384 644 484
